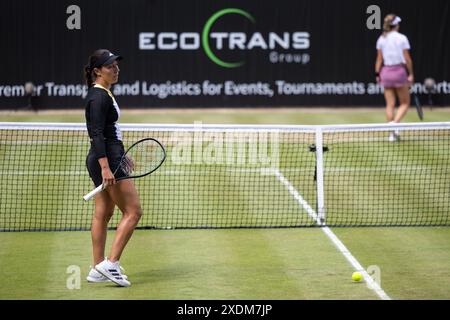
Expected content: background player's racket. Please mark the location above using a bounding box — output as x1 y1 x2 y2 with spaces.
83 138 166 201
412 92 424 120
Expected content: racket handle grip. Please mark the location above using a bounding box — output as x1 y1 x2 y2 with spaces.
83 184 105 201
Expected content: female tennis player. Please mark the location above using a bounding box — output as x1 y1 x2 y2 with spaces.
84 49 142 287
375 14 414 141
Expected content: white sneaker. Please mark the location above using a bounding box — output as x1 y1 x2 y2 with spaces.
95 258 131 287
388 122 400 142
87 266 128 283
388 131 400 142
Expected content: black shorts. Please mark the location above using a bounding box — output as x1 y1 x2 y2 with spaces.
86 140 128 187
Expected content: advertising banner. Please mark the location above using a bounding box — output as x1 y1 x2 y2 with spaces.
1 0 449 108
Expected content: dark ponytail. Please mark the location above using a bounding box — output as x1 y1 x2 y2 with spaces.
83 64 93 87
83 49 109 87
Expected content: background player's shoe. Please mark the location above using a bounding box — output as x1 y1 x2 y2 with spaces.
388 131 400 142
388 122 400 142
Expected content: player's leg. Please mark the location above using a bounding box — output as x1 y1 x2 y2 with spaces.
384 88 401 141
106 179 143 262
394 85 411 123
86 147 116 266
92 190 115 265
87 190 116 283
94 180 141 286
384 88 397 122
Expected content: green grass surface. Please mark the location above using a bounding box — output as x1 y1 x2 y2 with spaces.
1 228 449 299
333 227 450 299
0 107 449 299
1 107 449 124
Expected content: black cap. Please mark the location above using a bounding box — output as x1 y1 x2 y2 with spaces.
91 50 123 70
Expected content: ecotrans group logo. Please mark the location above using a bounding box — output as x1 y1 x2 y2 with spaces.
139 8 310 68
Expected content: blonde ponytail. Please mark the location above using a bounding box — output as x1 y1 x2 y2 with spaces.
382 14 397 36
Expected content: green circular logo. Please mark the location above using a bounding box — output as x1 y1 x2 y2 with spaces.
202 8 255 68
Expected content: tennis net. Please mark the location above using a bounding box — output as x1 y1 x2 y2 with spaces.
0 122 449 231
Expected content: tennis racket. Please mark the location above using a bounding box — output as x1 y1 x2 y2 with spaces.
412 92 424 120
83 138 166 201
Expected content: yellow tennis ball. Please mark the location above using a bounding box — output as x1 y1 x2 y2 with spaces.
352 272 362 282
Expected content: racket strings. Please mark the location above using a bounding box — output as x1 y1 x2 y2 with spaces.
120 140 165 177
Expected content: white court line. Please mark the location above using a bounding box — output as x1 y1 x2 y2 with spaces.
273 169 391 300
273 170 321 225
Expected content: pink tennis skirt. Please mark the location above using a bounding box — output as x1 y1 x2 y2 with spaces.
380 65 408 88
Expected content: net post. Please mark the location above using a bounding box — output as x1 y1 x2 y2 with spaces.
315 127 326 226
